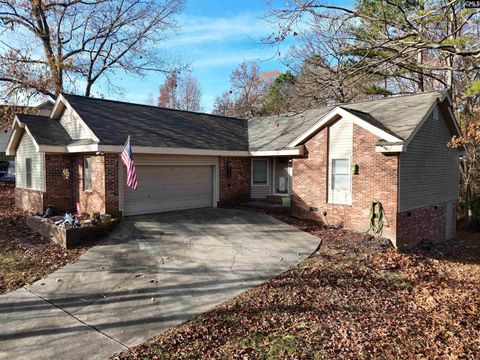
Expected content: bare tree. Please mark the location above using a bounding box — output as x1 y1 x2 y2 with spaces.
0 0 184 101
177 74 201 112
158 71 178 108
158 71 201 111
266 0 480 108
213 90 236 117
213 61 275 118
229 61 264 118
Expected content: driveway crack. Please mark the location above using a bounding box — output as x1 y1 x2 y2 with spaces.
23 286 129 350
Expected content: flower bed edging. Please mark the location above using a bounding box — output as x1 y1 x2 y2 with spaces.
25 215 120 249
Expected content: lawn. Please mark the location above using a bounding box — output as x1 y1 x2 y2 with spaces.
0 182 90 294
114 212 480 359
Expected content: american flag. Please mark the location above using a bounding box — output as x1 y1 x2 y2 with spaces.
121 135 138 190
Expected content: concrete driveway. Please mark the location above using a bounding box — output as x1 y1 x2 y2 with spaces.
0 208 320 360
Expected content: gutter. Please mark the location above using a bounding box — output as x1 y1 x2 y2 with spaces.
36 144 305 157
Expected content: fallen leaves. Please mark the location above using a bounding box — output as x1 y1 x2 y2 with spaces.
0 183 90 294
113 212 480 360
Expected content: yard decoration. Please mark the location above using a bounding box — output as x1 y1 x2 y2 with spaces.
62 168 70 180
369 201 384 235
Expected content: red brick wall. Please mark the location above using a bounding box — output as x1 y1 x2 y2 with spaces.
71 153 119 215
43 154 74 212
15 188 43 214
219 157 251 206
397 201 454 248
351 125 398 241
104 154 120 215
292 124 398 242
15 152 118 216
71 154 103 215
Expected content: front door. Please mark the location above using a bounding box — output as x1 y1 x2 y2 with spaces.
274 158 290 195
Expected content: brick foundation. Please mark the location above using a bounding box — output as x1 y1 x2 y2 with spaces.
292 124 398 243
397 201 455 249
219 157 251 206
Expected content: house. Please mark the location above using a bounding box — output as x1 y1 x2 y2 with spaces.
5 91 461 248
0 101 54 164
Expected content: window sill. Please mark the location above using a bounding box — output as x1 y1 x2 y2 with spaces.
328 202 352 206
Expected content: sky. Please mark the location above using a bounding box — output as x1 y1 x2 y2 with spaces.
99 0 298 112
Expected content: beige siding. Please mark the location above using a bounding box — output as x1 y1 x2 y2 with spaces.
399 107 460 212
16 133 44 191
0 127 11 152
59 107 92 140
251 184 270 199
328 118 353 205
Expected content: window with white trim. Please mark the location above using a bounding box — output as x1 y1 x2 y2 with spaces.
25 158 32 189
331 158 350 191
252 159 268 185
84 156 93 191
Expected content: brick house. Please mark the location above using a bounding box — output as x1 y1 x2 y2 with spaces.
6 91 461 248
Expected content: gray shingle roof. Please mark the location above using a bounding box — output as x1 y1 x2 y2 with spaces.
62 93 249 151
248 91 444 150
341 91 442 141
248 107 333 151
16 91 445 152
18 114 72 146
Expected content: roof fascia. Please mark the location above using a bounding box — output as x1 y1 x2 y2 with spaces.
375 144 404 153
5 116 24 155
50 144 304 157
5 116 42 155
287 106 402 147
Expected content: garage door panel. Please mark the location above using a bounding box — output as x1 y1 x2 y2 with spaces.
125 165 213 216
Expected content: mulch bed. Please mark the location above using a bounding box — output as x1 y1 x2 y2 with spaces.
114 210 480 359
0 183 92 294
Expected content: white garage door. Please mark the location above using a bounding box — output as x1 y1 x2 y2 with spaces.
124 165 213 216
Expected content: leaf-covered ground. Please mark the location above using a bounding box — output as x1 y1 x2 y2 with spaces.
114 212 480 359
0 183 90 294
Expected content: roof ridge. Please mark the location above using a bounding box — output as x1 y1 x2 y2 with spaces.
337 90 444 108
61 93 247 122
248 91 444 121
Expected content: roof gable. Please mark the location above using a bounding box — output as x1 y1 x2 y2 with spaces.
287 106 403 148
247 92 448 152
61 93 249 151
9 91 456 155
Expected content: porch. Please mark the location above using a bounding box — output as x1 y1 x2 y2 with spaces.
250 157 292 201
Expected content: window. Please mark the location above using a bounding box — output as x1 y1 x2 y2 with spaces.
84 156 92 191
252 159 268 185
25 158 32 188
332 158 350 191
